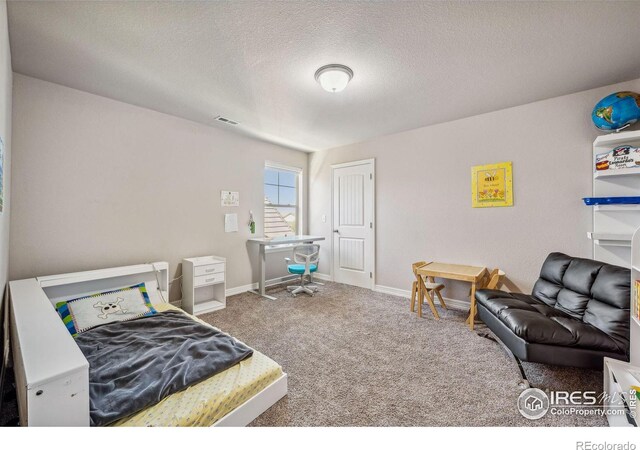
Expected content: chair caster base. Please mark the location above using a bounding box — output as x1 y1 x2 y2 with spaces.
287 285 317 297
286 272 321 297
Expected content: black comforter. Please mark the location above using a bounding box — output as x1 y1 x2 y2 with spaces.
75 310 253 426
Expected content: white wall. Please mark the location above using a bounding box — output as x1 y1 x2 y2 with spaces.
9 68 640 305
0 0 11 319
310 77 640 300
10 74 306 300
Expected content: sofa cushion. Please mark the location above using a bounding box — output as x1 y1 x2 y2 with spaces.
555 287 592 319
554 258 602 318
562 258 602 295
537 252 572 285
585 263 631 350
590 264 630 310
474 290 538 315
531 278 562 307
529 253 630 344
476 292 624 353
583 298 629 350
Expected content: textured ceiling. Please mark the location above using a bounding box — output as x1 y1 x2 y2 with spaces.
7 1 640 152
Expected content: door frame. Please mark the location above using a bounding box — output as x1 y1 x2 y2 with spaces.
330 158 376 290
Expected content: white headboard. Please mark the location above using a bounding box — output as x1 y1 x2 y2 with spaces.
38 262 169 306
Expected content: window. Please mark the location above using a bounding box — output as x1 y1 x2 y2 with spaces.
264 164 301 238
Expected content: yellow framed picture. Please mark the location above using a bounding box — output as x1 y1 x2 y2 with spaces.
471 161 513 208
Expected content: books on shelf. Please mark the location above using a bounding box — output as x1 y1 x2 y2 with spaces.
595 145 640 173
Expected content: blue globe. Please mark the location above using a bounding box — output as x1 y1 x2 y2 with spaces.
592 91 640 131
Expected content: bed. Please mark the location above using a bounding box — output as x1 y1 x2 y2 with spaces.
9 262 287 426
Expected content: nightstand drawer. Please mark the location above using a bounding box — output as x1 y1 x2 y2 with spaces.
194 263 225 277
194 272 225 287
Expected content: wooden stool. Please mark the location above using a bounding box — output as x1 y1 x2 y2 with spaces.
410 261 447 319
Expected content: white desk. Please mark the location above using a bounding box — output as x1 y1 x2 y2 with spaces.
248 235 325 299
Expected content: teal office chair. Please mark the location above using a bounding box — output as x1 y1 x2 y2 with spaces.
285 244 320 297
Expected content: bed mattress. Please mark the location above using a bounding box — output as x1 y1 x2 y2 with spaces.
111 303 283 427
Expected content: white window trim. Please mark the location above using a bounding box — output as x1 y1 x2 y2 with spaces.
265 161 303 173
264 162 303 237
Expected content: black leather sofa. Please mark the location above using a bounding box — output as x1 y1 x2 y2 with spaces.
476 252 630 370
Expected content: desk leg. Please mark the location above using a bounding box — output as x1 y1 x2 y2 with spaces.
468 282 477 330
249 244 277 300
259 244 266 295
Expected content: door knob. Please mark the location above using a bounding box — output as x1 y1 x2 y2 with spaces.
333 229 339 233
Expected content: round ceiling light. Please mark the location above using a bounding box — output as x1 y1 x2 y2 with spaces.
314 64 354 93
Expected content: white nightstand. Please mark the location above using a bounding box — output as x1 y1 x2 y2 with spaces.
182 256 226 315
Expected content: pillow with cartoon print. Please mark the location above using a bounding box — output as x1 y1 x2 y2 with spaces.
55 282 157 336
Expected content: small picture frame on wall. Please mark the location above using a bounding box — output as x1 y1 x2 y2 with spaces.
471 161 513 208
220 190 239 207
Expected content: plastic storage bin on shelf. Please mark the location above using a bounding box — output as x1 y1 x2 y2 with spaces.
583 197 640 206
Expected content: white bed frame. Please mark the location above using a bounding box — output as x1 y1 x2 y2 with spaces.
9 262 287 426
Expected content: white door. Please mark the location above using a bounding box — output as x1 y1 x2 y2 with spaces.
332 159 375 289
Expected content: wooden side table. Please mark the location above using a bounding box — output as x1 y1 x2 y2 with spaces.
416 262 488 330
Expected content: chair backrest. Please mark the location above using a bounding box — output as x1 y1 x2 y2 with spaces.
531 252 630 351
411 261 427 281
292 244 320 268
485 268 505 290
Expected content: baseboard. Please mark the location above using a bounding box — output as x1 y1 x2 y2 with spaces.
435 297 469 311
226 278 470 310
373 284 411 298
312 273 332 282
226 283 257 297
176 273 323 302
374 284 469 311
226 274 300 297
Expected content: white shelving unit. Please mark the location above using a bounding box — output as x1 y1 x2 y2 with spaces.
594 166 640 179
594 205 640 212
602 226 640 427
629 228 640 367
182 255 226 316
603 358 638 427
590 130 640 268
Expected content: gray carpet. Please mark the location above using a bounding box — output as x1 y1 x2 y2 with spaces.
0 363 18 426
0 281 608 427
200 281 607 427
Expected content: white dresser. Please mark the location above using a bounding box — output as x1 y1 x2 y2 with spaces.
182 255 226 315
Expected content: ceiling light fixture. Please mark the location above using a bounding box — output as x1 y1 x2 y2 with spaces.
314 64 354 93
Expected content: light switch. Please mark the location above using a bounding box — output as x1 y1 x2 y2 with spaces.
321 214 326 223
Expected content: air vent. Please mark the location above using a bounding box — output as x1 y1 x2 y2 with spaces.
214 116 239 126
